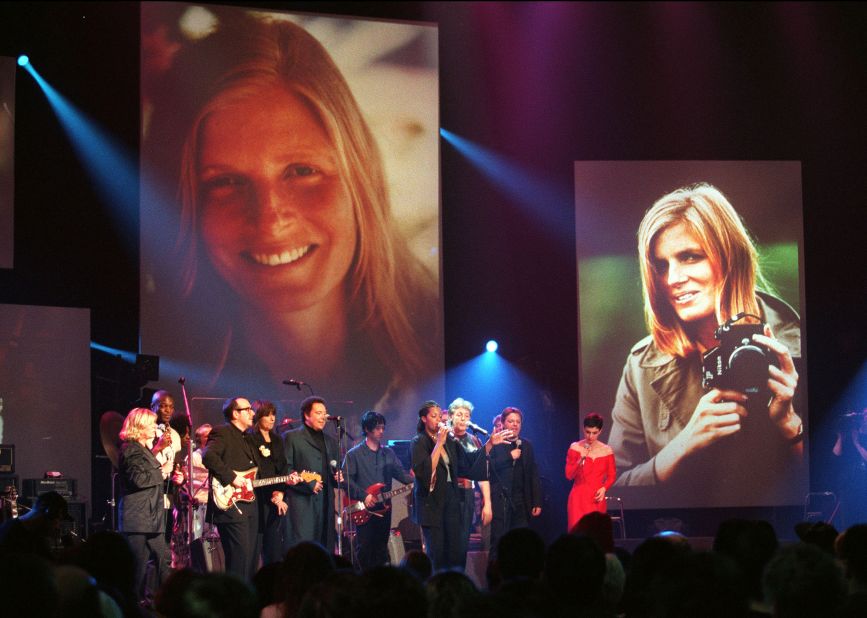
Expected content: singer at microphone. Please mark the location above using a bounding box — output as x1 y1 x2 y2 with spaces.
487 406 543 558
282 395 340 550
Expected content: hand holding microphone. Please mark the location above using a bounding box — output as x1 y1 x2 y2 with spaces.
330 460 344 483
436 421 451 444
510 438 523 462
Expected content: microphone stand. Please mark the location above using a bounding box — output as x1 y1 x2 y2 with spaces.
332 416 348 559
179 377 195 560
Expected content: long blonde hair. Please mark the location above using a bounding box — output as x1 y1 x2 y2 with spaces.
170 15 439 384
638 183 768 358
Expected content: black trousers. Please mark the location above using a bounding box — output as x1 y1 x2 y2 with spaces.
421 484 465 571
456 486 475 560
125 531 171 599
489 494 527 559
217 515 259 581
355 507 392 571
258 498 286 566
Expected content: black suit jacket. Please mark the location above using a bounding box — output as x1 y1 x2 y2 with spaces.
118 441 166 534
283 424 339 549
203 422 259 524
488 437 542 517
410 431 485 527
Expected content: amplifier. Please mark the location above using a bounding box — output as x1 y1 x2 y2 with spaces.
387 440 412 470
0 444 14 473
0 474 18 494
23 477 77 499
63 500 87 539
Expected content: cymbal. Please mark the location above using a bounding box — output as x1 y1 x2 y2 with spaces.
99 410 125 469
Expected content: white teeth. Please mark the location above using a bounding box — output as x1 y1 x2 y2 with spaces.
675 292 697 303
250 245 311 266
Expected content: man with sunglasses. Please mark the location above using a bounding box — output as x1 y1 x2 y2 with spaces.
203 397 260 580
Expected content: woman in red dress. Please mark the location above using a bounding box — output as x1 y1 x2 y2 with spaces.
566 413 616 532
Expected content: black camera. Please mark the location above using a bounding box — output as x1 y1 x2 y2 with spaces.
701 313 776 395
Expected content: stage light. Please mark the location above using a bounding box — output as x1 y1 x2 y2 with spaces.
486 340 499 353
17 55 29 67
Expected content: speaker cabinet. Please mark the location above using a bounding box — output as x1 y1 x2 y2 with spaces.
0 445 14 473
22 477 77 499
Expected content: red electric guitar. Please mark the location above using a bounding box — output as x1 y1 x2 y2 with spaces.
212 468 307 511
343 482 414 526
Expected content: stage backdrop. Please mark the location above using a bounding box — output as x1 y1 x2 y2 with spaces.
0 56 14 269
575 161 808 509
139 3 442 437
0 304 91 515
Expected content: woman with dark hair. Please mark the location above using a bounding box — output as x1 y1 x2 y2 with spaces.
249 400 289 565
566 413 615 532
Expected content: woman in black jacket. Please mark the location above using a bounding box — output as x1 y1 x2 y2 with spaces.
118 407 174 599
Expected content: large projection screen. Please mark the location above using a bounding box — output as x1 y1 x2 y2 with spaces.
575 161 808 509
140 3 442 436
0 304 91 516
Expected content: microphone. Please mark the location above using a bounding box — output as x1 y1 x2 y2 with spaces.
329 460 338 472
178 377 185 385
467 421 488 436
327 416 343 422
283 379 305 390
512 438 522 466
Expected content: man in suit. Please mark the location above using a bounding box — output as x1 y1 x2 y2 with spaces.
203 397 260 580
283 396 341 552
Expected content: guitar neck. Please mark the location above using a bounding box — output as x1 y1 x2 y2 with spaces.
378 483 413 503
252 475 294 488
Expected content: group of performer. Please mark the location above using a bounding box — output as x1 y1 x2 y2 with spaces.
115 391 617 592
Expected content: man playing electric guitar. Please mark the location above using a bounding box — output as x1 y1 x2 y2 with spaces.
343 410 413 570
203 397 262 581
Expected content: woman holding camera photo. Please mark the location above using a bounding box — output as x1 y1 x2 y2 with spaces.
607 183 804 503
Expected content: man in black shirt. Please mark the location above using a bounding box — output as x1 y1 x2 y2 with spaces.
203 397 260 580
344 410 413 570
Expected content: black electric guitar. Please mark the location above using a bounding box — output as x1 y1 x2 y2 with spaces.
343 482 414 526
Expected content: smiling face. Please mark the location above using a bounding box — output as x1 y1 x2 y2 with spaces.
197 84 357 313
305 402 329 432
652 221 719 330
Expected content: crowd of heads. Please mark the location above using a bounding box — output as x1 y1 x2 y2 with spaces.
3 481 867 617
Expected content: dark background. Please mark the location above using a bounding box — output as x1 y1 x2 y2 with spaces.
1 1 865 539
